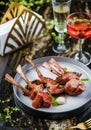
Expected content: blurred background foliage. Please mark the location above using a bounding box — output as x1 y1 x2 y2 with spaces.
0 0 60 46
0 0 51 13
0 0 52 24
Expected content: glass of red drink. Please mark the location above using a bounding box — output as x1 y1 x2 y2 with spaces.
67 12 91 65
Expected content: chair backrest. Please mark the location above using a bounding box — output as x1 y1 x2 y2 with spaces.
4 9 46 55
1 2 28 24
0 2 47 56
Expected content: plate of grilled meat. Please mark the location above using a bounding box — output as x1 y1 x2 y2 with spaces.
5 56 91 119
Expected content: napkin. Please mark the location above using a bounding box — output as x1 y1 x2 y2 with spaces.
0 10 44 56
0 18 17 56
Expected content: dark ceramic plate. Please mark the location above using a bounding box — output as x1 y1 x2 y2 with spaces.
13 56 91 119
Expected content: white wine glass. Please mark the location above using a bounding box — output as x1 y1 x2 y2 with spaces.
51 0 71 53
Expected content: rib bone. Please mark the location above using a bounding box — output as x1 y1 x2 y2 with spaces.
5 73 29 95
49 58 64 74
42 61 61 76
25 56 45 81
16 64 29 84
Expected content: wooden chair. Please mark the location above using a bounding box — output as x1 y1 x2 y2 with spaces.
0 2 47 56
0 2 51 73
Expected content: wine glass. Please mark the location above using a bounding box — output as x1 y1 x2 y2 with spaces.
67 12 91 65
51 0 71 53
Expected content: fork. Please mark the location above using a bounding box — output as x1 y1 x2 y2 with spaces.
64 118 91 130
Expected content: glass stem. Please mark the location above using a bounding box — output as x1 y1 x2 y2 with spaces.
57 33 67 52
78 39 84 60
59 33 64 45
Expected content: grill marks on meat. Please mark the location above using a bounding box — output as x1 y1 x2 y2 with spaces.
16 64 52 108
25 56 64 95
45 80 64 94
42 58 86 96
32 92 52 108
42 92 52 108
5 73 52 109
42 58 82 83
5 57 87 109
5 61 54 109
64 79 86 95
32 92 43 108
16 64 44 99
56 71 82 84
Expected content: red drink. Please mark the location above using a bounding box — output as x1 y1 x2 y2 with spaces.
66 12 91 65
67 13 91 39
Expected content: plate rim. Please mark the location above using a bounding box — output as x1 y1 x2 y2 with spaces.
13 56 91 118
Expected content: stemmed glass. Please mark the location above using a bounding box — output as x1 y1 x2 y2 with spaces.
51 0 71 53
67 12 91 65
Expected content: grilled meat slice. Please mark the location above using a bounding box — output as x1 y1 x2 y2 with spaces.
42 92 52 108
64 78 86 96
56 71 82 84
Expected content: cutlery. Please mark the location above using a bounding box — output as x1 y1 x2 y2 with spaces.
64 118 91 129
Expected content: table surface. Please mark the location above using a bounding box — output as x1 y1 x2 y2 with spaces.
0 1 91 130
